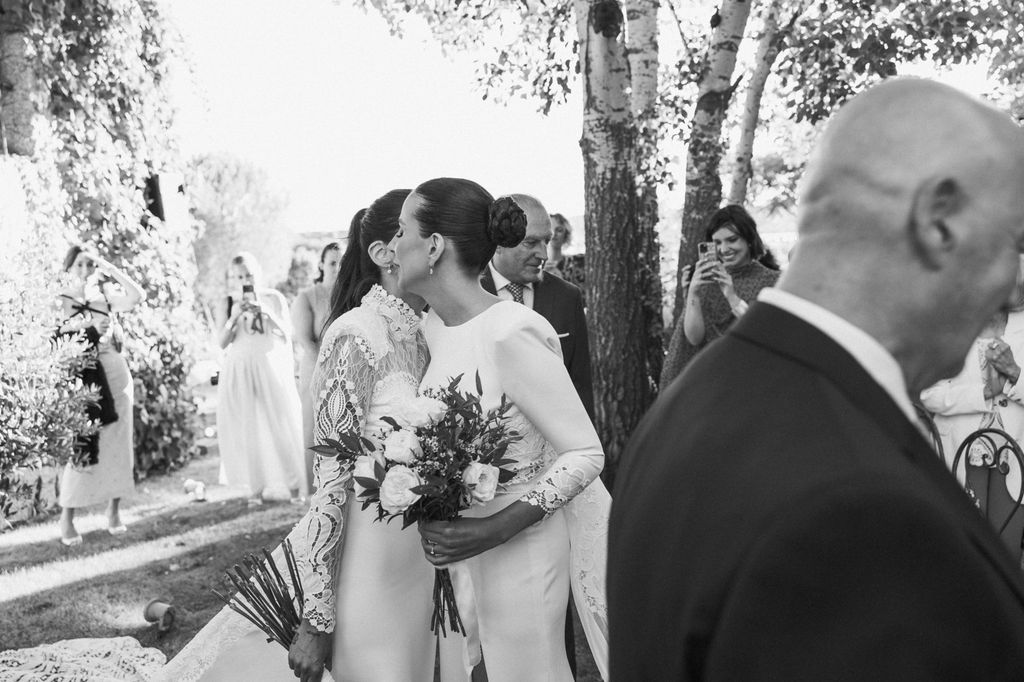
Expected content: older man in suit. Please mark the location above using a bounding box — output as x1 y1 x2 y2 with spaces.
483 193 594 418
609 78 1024 680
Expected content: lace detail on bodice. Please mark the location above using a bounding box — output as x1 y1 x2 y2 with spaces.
297 287 427 632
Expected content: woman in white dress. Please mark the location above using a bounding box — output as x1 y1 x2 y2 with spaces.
292 240 343 489
57 245 144 545
390 178 611 681
215 252 307 503
161 190 436 682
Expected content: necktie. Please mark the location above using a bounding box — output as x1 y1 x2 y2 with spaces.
505 282 525 304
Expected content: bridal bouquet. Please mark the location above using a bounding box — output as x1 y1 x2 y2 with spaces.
317 372 520 636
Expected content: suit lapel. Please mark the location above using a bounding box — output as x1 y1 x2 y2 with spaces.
532 277 554 321
733 303 1024 603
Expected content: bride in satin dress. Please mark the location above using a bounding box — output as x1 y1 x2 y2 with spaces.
159 189 436 682
390 178 611 681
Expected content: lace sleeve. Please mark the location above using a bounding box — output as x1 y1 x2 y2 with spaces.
296 333 379 633
488 309 604 515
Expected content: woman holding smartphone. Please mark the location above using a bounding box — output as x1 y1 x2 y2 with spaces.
215 252 307 505
660 205 780 388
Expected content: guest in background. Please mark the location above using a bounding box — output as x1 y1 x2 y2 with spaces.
215 251 307 505
660 205 780 388
545 213 586 300
57 245 144 546
921 263 1024 476
290 241 342 489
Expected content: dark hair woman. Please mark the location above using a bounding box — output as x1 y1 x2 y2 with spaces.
389 177 612 679
326 192 411 326
291 240 342 483
57 245 144 546
660 204 781 388
164 190 435 682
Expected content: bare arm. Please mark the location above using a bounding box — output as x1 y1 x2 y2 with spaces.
84 249 145 312
290 290 318 357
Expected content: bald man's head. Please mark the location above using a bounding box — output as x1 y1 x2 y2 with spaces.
493 194 552 284
798 78 1024 240
783 78 1024 391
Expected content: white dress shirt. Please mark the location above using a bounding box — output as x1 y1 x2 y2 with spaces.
488 263 535 309
758 288 920 426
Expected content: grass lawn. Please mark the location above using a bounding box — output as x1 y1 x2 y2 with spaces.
0 451 601 680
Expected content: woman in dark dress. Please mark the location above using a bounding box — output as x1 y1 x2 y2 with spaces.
660 205 780 388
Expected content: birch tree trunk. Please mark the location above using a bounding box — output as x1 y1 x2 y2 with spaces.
671 0 753 321
728 0 805 204
576 0 653 487
625 0 664 388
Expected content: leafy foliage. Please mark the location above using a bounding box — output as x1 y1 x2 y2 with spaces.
0 157 97 525
1 0 207 518
188 153 294 308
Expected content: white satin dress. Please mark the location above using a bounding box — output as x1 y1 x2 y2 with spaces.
160 286 436 682
421 301 611 682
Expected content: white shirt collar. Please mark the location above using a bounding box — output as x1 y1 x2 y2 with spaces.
758 288 919 425
488 263 533 292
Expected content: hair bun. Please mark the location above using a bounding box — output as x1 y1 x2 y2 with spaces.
487 196 527 248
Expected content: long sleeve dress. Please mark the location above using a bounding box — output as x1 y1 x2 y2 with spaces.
422 301 611 682
159 285 435 682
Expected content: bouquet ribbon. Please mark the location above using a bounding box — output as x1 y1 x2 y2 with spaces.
448 562 482 671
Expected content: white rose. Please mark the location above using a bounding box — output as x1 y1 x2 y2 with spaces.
351 455 379 495
462 462 500 504
416 395 448 423
379 465 423 514
394 395 448 429
383 429 422 464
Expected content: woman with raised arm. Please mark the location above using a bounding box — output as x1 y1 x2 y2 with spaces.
161 190 436 682
390 178 610 681
57 245 144 545
660 205 780 388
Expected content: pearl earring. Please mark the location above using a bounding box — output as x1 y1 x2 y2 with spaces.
429 264 434 276
387 264 394 274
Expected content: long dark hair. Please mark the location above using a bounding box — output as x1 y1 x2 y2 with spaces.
312 241 341 284
410 178 526 274
704 204 780 271
325 192 409 331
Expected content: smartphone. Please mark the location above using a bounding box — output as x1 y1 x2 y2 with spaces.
697 242 716 263
241 283 257 305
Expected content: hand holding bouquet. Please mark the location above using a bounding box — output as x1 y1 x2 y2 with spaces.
317 372 520 636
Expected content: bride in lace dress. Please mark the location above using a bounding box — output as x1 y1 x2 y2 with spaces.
159 190 435 682
390 178 611 681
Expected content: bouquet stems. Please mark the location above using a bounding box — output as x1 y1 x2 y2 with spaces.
431 568 465 637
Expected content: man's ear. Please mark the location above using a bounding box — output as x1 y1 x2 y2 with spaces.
909 176 963 269
367 240 391 268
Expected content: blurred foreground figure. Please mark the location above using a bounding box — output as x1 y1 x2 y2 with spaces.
610 78 1024 681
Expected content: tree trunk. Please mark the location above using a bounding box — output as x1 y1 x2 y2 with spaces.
625 0 664 389
576 0 653 488
671 0 753 322
728 0 803 204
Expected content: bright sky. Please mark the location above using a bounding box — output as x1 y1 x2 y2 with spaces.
166 0 585 234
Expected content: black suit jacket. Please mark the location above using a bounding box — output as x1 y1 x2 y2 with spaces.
609 302 1024 681
481 267 594 419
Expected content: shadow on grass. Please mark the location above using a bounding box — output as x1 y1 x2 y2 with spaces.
0 497 282 574
0 519 294 658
